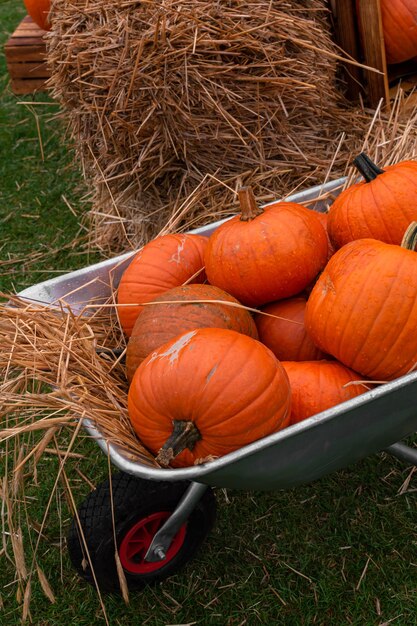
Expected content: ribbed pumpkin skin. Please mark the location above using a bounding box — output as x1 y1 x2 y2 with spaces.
126 284 258 381
380 0 417 64
205 202 328 306
24 0 51 30
128 328 291 467
305 238 417 380
327 161 417 249
117 234 207 337
281 360 369 425
255 297 324 362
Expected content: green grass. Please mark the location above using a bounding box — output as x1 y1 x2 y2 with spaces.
1 4 417 625
0 2 99 294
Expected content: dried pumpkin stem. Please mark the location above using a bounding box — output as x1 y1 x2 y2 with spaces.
353 152 385 182
238 186 264 221
401 222 417 251
156 420 201 467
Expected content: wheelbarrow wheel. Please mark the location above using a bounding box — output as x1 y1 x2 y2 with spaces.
67 473 216 592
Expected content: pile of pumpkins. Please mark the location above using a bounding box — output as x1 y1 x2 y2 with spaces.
118 153 417 468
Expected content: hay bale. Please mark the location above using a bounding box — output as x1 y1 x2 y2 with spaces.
47 0 365 253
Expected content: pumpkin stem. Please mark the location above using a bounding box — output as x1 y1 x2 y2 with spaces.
156 420 201 467
238 186 264 221
353 152 385 182
401 222 417 251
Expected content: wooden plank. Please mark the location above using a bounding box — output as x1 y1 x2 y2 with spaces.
388 59 417 83
5 47 46 62
356 0 390 108
11 28 46 38
4 16 49 93
332 0 363 100
18 21 45 31
5 36 46 46
10 78 48 95
7 61 49 79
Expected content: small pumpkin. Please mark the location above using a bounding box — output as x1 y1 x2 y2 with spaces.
128 328 291 468
305 222 417 381
281 360 370 425
117 233 207 337
23 0 51 31
255 297 325 362
328 153 417 249
126 283 258 381
204 187 328 307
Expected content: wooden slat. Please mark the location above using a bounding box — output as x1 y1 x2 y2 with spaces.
332 0 363 100
5 36 45 46
11 28 46 38
388 59 417 83
5 46 46 62
4 15 49 93
7 61 49 79
18 21 46 32
356 0 390 108
4 15 46 41
10 78 47 95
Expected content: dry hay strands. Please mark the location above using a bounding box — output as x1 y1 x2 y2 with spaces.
0 294 157 466
342 89 417 188
47 0 368 252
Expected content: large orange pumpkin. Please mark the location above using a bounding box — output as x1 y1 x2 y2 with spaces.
117 233 207 337
328 153 417 249
380 0 417 64
281 360 370 425
24 0 51 31
128 328 291 467
254 297 325 362
305 223 417 381
204 187 328 307
126 283 258 381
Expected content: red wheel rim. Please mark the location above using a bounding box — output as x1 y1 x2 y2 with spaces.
119 511 186 574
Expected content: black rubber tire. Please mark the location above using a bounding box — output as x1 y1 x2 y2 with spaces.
67 473 216 592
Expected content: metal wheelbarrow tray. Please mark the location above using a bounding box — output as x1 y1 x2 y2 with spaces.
18 177 417 589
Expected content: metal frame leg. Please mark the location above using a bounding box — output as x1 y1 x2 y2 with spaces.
386 442 417 466
145 481 209 562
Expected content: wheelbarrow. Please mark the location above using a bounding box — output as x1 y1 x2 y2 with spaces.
18 177 417 592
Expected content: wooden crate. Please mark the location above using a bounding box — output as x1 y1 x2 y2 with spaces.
331 0 417 108
4 15 49 95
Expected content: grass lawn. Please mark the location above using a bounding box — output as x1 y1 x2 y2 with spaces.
1 3 417 625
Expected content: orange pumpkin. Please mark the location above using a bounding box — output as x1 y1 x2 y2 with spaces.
315 211 335 261
24 0 51 31
305 223 417 381
117 233 207 337
255 297 325 362
328 153 417 249
128 328 291 467
380 0 417 64
126 283 258 381
282 360 370 425
204 187 328 307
